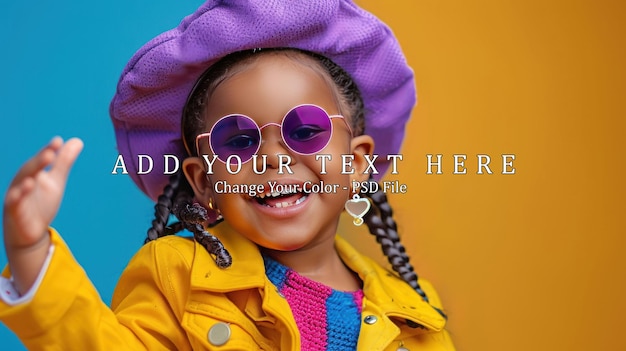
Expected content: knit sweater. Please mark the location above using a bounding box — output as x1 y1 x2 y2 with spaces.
263 255 363 351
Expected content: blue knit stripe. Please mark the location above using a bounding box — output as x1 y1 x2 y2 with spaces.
326 290 361 350
263 256 289 291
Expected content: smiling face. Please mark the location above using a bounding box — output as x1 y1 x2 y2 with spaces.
183 51 373 253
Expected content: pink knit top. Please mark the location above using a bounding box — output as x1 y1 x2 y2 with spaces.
263 255 364 351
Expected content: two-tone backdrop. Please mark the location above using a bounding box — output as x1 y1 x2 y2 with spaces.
2 1 624 350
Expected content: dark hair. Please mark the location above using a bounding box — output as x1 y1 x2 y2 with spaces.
145 48 446 322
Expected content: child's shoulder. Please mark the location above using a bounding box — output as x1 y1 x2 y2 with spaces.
336 236 444 306
112 235 197 308
131 235 196 268
335 237 449 332
144 234 195 251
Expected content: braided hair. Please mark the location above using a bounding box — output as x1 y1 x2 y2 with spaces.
145 171 231 268
144 48 446 320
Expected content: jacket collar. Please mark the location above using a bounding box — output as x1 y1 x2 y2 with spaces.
335 236 447 331
189 223 446 331
189 223 267 293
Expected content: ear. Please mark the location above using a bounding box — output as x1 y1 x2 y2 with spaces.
349 134 375 183
182 156 213 204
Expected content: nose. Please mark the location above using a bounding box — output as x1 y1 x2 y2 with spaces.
257 127 296 170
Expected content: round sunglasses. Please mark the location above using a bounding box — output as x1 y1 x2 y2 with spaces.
195 104 352 164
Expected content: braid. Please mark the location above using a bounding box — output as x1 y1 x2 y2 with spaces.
145 173 181 243
144 170 232 268
363 180 448 322
171 177 232 268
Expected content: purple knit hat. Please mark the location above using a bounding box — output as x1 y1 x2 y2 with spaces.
110 0 416 201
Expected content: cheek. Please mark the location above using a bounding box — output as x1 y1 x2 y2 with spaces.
207 174 246 195
205 164 246 199
303 152 353 202
315 139 353 175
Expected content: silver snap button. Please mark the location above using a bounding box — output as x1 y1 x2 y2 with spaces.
208 322 231 346
397 347 410 351
364 315 378 325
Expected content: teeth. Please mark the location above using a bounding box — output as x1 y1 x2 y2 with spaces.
256 187 298 199
260 194 308 208
295 196 307 205
253 184 304 204
275 201 290 208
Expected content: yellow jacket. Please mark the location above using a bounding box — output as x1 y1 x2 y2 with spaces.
0 226 455 350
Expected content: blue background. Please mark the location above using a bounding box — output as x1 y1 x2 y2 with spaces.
0 1 203 348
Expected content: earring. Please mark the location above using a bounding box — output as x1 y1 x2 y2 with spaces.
344 193 371 226
207 197 224 223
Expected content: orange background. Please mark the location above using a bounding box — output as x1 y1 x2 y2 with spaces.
340 1 626 350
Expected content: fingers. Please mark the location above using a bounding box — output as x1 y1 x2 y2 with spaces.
4 177 35 207
49 138 84 183
7 137 83 198
10 137 63 187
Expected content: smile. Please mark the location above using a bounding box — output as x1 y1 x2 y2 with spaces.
253 184 309 208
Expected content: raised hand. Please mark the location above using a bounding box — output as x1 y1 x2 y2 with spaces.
3 137 83 294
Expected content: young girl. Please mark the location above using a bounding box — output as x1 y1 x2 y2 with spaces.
1 1 455 350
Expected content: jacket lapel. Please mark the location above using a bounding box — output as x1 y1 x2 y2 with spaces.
189 223 266 292
335 236 447 331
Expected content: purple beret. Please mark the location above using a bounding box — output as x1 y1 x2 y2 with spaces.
110 0 416 201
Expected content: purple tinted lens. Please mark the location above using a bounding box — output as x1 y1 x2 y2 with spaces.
282 105 332 154
210 115 260 163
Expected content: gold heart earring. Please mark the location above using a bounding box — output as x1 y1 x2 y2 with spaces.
344 193 371 226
